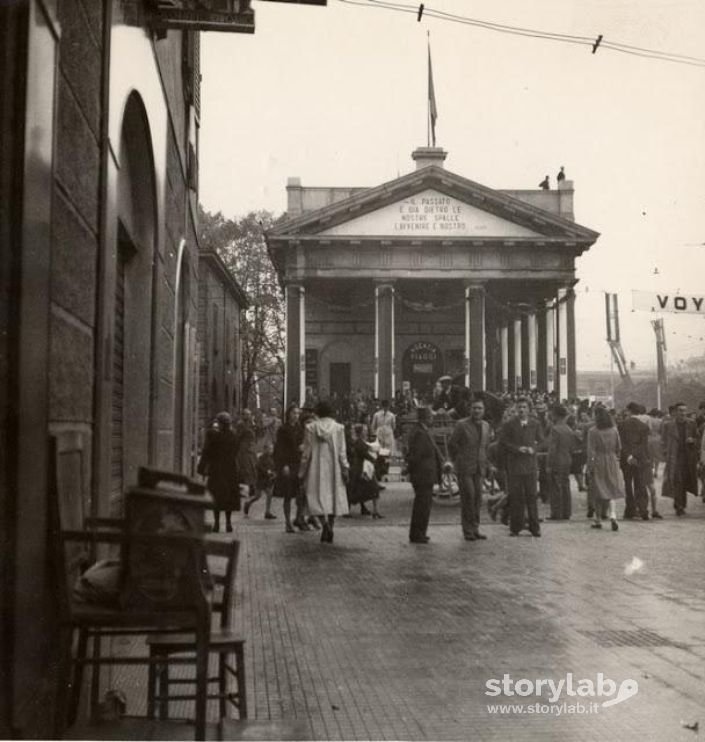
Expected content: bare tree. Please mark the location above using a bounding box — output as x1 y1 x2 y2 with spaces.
199 207 285 410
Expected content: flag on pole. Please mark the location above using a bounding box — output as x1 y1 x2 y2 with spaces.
428 39 437 147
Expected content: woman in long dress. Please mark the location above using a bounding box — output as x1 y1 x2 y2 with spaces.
197 411 240 532
347 424 383 518
273 404 306 533
238 409 259 515
586 406 624 531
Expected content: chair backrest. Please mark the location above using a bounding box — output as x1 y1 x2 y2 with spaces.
50 433 210 621
205 539 240 630
120 532 210 616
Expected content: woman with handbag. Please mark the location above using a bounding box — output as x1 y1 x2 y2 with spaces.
347 424 383 518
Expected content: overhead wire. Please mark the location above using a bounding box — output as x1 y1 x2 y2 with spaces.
337 0 705 68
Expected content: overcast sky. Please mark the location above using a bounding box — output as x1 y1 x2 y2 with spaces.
199 0 705 372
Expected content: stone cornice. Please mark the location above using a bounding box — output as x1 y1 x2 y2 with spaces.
268 235 591 248
269 166 600 243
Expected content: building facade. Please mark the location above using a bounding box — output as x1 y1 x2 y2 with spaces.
0 1 250 735
268 148 599 407
198 249 248 442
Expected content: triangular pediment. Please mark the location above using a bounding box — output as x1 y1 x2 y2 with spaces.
318 189 542 239
270 166 600 244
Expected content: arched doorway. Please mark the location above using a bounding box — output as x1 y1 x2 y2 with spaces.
111 92 157 511
402 341 444 395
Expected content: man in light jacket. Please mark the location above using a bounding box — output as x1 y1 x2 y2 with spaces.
299 400 349 543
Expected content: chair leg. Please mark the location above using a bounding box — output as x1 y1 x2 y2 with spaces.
195 629 208 740
147 648 157 719
219 653 227 719
89 633 101 720
68 628 88 727
235 644 247 719
53 625 74 737
158 657 169 721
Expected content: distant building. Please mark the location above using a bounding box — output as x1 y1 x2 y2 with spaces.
198 249 249 441
268 147 599 406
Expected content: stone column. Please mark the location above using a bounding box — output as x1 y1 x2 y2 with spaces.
567 288 577 399
285 283 305 407
500 322 509 392
537 307 547 390
557 288 569 400
545 300 555 394
465 283 485 391
520 315 530 390
485 313 499 392
513 317 522 392
375 282 395 401
526 312 537 389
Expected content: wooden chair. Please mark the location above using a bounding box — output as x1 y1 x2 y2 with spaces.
50 434 212 740
146 538 247 720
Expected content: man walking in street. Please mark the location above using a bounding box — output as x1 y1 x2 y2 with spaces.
545 405 577 520
406 406 442 544
662 401 699 516
499 398 544 537
448 397 491 541
617 402 650 520
534 399 553 504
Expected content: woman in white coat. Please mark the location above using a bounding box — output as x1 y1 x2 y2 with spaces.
299 400 350 542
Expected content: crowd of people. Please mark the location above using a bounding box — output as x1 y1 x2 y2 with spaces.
196 385 705 545
404 389 705 543
196 398 396 539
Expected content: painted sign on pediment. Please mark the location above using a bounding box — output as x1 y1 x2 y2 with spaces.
318 189 541 238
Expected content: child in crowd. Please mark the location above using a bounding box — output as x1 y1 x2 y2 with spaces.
244 442 277 519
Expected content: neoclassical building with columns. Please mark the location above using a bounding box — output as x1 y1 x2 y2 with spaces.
267 147 599 407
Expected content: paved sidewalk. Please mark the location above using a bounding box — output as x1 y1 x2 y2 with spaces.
232 482 705 741
116 481 705 740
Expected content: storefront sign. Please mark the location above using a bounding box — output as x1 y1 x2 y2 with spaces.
408 341 440 362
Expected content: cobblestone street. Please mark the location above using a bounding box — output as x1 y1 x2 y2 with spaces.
214 481 705 741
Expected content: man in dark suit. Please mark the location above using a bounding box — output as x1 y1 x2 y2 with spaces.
534 400 553 504
546 405 577 520
406 406 442 543
661 402 699 515
617 402 650 520
499 398 544 536
448 397 491 541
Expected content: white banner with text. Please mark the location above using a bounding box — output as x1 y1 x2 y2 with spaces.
632 290 705 314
